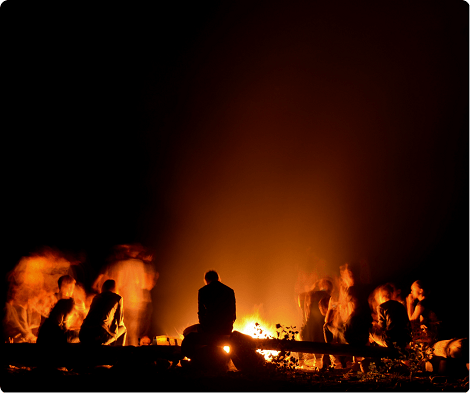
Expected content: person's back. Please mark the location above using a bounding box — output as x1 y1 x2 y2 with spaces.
79 279 126 345
198 271 236 335
81 291 122 334
303 289 330 342
343 284 373 346
37 298 79 345
377 299 411 347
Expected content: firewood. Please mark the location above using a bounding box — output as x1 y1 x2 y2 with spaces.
1 343 182 368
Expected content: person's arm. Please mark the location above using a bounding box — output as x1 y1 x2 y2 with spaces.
324 297 336 324
406 294 422 322
116 297 125 327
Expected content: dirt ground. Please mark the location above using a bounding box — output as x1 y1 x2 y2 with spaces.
1 360 468 392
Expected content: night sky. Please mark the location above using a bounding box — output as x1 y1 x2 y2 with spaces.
2 1 468 338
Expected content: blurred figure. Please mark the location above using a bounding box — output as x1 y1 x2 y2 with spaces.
340 264 372 347
298 278 333 368
79 279 127 346
92 244 158 346
369 283 411 348
3 249 73 340
368 282 406 325
323 264 372 368
37 298 79 345
3 287 37 343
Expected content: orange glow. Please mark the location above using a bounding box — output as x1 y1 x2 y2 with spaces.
223 346 230 353
233 310 280 361
7 250 71 314
92 244 159 346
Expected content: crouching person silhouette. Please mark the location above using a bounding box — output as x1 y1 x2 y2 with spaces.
79 279 127 346
369 284 411 349
37 298 80 345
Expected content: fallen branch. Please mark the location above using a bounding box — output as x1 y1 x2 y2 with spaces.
1 342 182 368
196 331 400 359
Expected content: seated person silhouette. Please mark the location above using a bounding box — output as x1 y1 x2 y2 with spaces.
198 270 236 335
369 283 411 348
37 298 80 345
406 279 440 343
184 270 236 336
79 279 127 346
181 271 236 369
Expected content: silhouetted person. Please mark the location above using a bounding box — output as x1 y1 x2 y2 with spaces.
300 279 333 342
183 270 236 336
407 280 468 374
369 284 411 348
406 279 440 343
198 270 236 335
323 264 372 368
340 265 372 347
79 279 127 346
92 243 158 346
299 278 333 368
181 271 236 369
37 298 79 345
55 275 75 301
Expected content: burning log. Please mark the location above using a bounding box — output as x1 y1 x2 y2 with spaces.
193 331 400 359
252 338 399 359
180 331 400 372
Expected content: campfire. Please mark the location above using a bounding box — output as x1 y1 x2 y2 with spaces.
233 311 281 361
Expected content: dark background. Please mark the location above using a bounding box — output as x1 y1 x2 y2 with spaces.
2 1 468 338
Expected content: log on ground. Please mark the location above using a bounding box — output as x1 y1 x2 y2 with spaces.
1 343 182 368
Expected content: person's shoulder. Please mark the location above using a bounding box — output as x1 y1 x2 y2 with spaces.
209 281 234 293
100 291 122 301
111 292 123 301
220 281 234 292
382 299 404 309
418 298 430 307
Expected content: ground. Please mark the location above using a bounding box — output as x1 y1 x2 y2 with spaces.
1 360 468 392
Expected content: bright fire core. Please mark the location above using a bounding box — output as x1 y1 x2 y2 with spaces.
233 312 281 361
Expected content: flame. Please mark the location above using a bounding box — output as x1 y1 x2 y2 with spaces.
233 310 280 361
